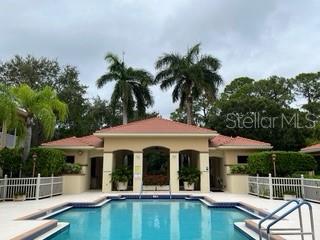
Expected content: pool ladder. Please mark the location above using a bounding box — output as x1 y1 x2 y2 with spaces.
139 181 143 199
258 199 315 240
138 181 172 199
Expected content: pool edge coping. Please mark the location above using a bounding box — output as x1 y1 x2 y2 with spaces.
11 194 273 240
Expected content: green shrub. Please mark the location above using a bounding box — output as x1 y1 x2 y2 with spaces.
178 167 201 184
247 151 317 177
111 167 133 183
24 147 65 176
63 163 82 174
230 164 248 175
0 148 22 177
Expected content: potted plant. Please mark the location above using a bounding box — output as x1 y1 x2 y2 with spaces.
283 190 297 200
178 167 201 191
111 167 132 191
14 191 26 201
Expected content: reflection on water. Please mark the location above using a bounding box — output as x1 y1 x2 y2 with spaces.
51 200 250 240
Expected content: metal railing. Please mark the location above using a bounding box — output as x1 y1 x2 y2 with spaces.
249 174 320 202
139 180 143 199
0 174 63 201
258 199 315 240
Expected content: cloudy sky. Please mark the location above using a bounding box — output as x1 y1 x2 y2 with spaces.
1 0 320 116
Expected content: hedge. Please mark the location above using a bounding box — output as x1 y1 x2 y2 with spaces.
63 163 82 174
230 164 248 175
24 148 65 176
247 151 317 177
0 148 22 177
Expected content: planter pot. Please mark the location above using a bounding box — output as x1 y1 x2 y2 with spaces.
116 181 128 191
283 194 296 201
184 182 195 191
14 195 26 201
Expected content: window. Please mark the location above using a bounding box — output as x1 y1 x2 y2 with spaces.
65 156 75 164
237 155 248 164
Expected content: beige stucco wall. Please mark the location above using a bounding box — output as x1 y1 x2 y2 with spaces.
62 174 88 194
209 148 266 192
225 174 249 194
102 136 210 193
63 149 103 191
103 136 209 152
223 149 258 165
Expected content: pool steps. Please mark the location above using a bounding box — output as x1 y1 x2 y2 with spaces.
234 222 261 240
38 206 73 220
34 222 69 240
245 220 286 240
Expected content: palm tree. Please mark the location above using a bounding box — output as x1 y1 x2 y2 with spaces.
97 53 154 124
0 84 20 147
155 43 222 124
0 84 68 161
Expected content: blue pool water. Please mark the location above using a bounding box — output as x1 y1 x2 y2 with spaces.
50 200 252 240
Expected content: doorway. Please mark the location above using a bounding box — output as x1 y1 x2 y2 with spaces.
90 157 103 189
209 157 223 191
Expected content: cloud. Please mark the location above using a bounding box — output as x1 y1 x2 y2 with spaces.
1 0 319 117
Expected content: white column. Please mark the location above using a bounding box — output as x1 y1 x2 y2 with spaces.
133 152 143 193
200 152 210 193
170 152 180 193
102 152 113 193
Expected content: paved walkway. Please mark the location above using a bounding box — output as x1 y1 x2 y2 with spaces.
0 192 319 240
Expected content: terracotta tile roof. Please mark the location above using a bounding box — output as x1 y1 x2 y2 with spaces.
95 117 216 134
209 134 271 148
301 143 320 152
42 135 103 148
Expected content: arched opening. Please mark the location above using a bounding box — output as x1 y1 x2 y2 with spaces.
113 150 134 191
179 150 200 191
143 146 170 190
90 157 103 189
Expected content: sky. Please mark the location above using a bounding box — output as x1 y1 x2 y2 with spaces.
1 0 320 117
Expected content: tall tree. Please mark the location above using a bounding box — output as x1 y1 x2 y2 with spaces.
0 56 88 144
155 43 222 124
97 53 154 124
293 72 320 104
0 84 68 161
170 94 216 127
210 76 309 150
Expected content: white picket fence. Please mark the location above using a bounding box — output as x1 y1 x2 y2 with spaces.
248 174 320 203
0 174 63 201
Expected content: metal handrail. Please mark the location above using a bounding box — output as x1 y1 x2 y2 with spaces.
139 180 143 199
258 199 299 238
169 182 172 199
259 199 315 240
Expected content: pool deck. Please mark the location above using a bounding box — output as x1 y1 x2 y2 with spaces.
0 191 319 240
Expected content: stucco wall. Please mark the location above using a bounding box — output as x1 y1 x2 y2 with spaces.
225 174 249 194
103 136 209 152
62 174 88 194
63 149 103 190
223 149 258 165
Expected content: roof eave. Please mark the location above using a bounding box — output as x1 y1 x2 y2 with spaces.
210 145 273 150
94 132 218 137
300 148 320 153
40 145 95 150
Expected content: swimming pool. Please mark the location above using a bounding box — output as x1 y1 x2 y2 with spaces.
49 199 253 240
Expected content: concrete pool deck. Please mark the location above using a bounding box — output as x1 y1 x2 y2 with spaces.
0 192 319 240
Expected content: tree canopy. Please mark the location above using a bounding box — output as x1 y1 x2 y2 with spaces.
155 43 222 124
97 53 154 124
